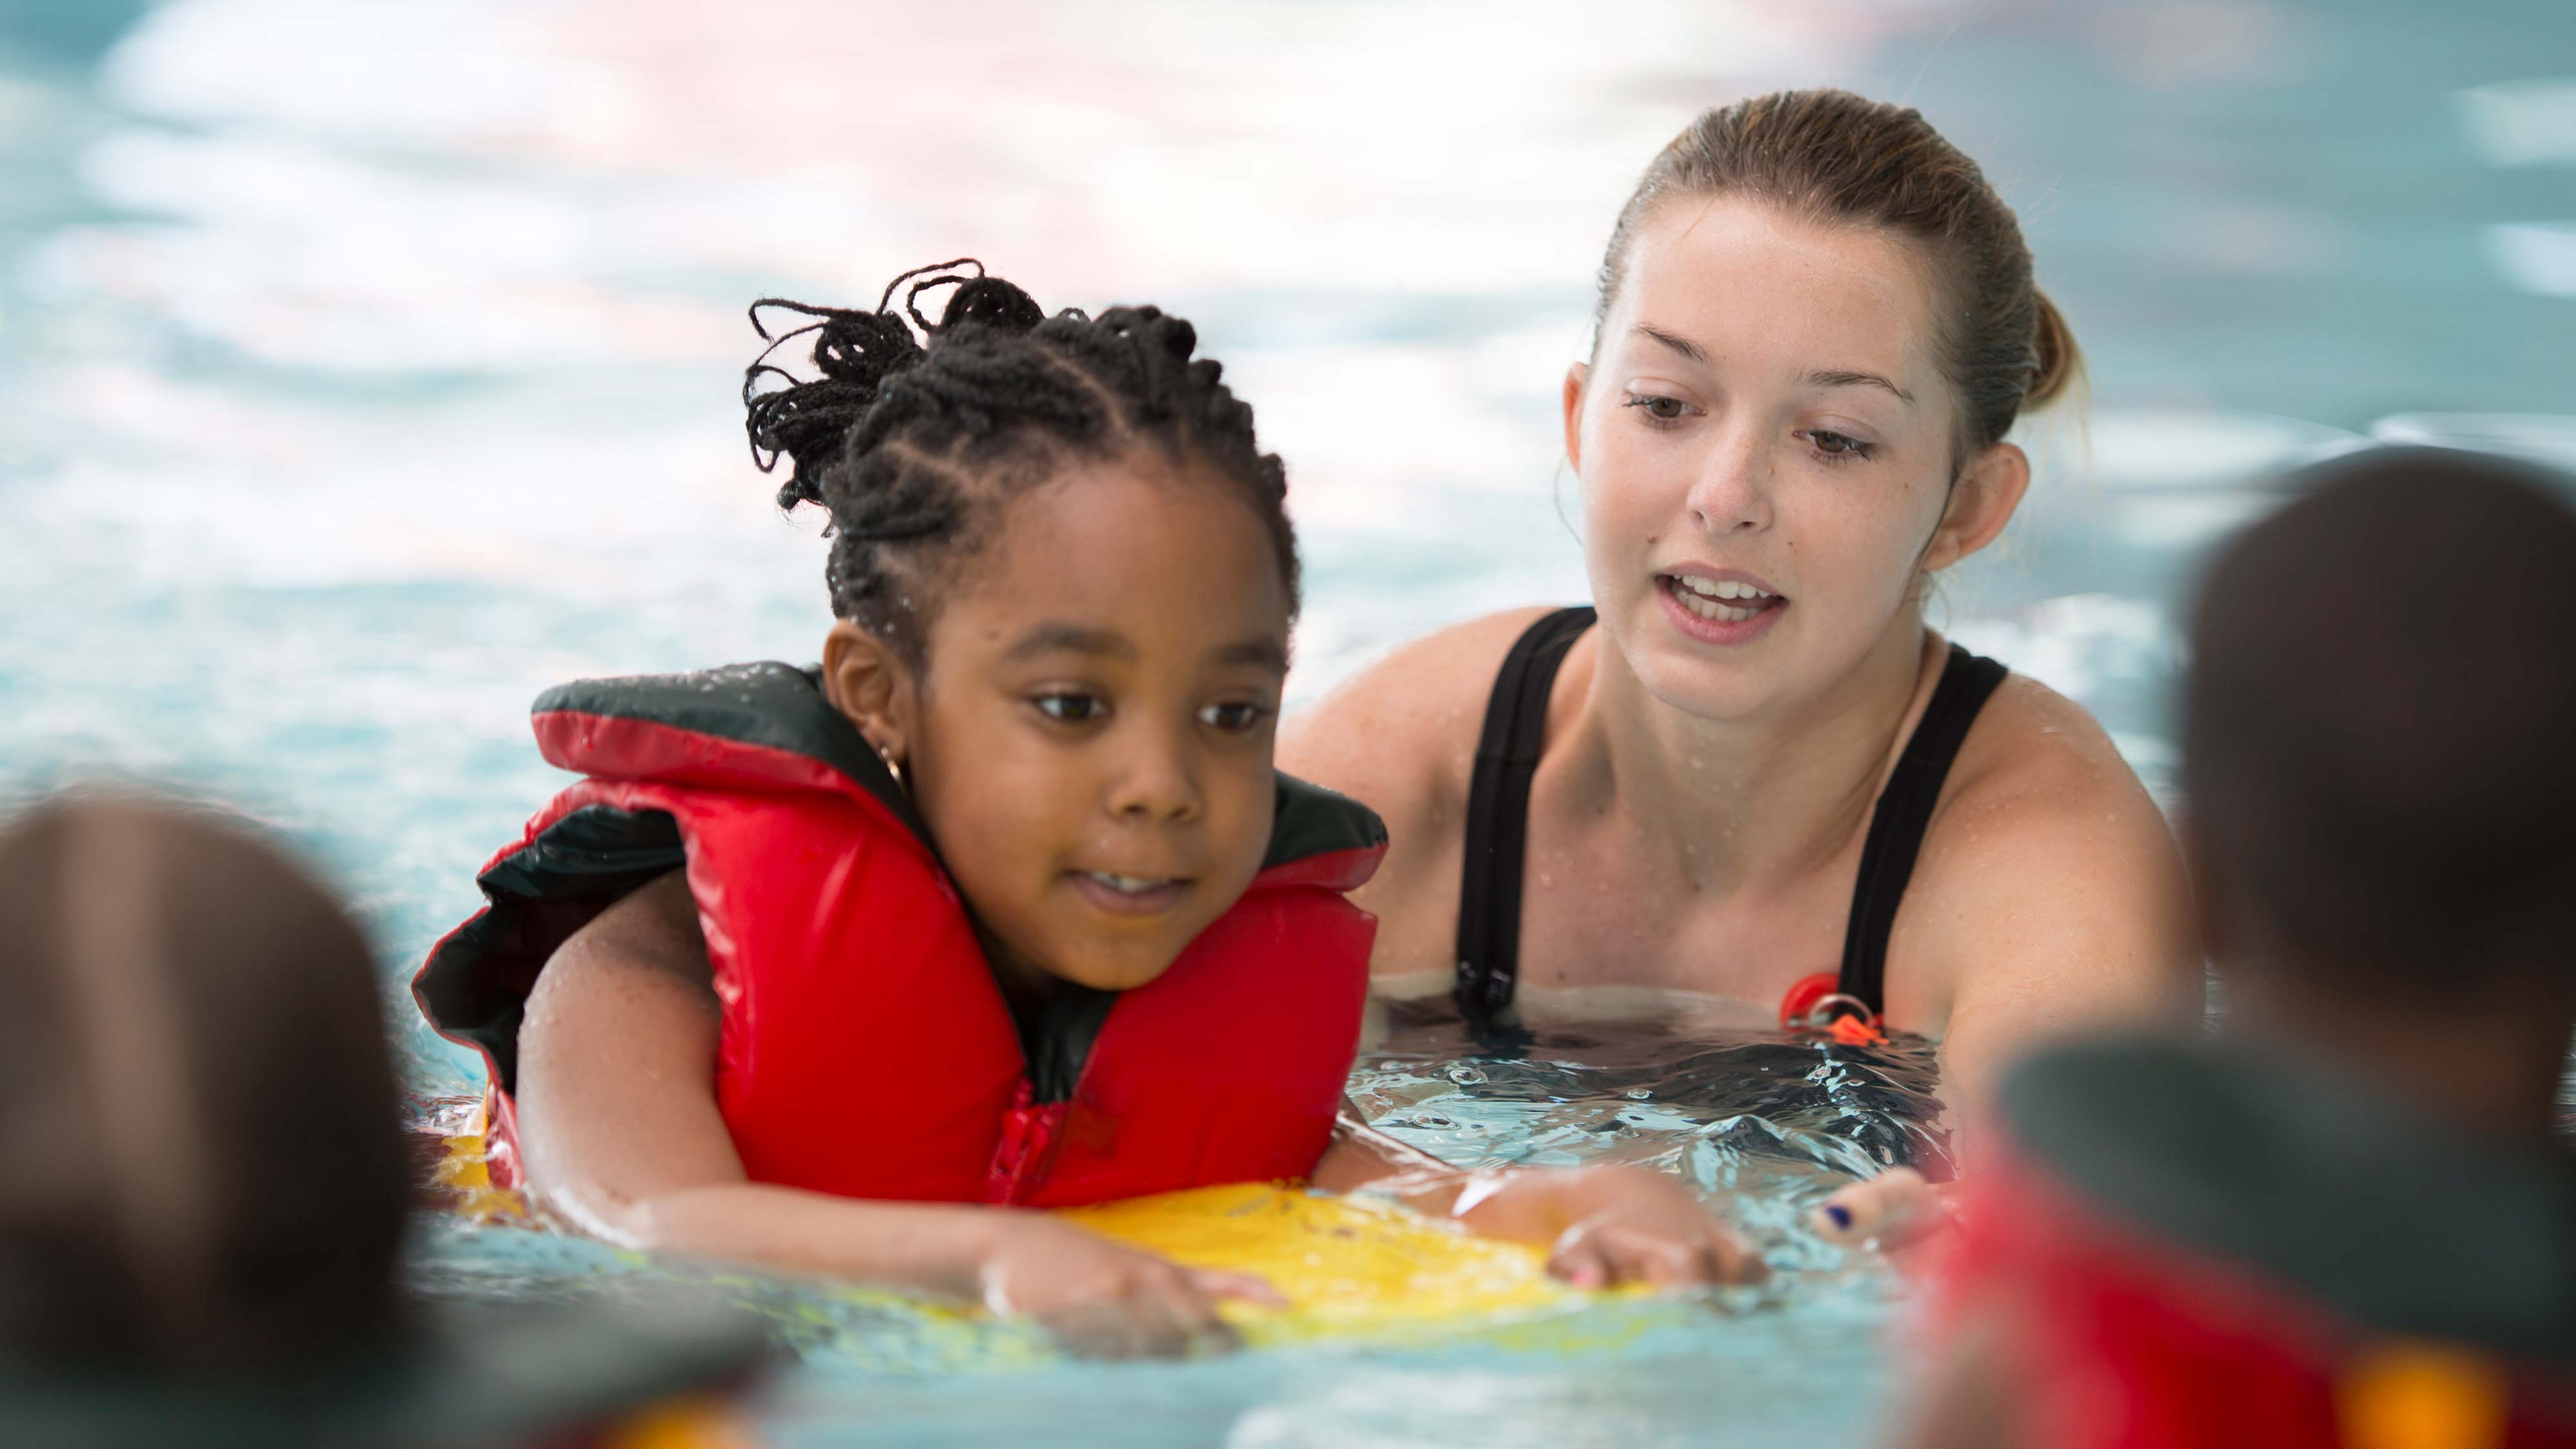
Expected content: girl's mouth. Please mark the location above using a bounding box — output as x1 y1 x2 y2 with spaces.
1658 571 1788 643
1068 869 1191 916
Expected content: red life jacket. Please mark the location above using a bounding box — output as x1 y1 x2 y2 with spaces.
413 663 1387 1209
1932 1039 2576 1448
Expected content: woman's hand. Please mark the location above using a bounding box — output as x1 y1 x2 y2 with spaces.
975 1217 1284 1359
1810 1166 1949 1264
1314 1113 1763 1289
1463 1164 1766 1289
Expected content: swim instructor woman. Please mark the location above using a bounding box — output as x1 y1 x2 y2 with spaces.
1282 90 2199 1147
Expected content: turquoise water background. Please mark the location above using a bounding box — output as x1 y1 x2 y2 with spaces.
4 1 2571 1443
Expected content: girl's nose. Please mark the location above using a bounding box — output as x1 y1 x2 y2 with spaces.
1107 724 1202 824
1685 424 1773 536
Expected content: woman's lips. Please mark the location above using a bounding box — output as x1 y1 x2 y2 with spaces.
1067 869 1192 916
1657 572 1788 645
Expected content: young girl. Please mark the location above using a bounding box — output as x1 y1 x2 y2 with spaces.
417 263 1755 1357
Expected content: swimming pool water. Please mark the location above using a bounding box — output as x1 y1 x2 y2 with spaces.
5 1 2571 1443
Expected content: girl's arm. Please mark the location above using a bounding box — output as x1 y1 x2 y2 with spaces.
1310 1109 1764 1286
513 871 1278 1357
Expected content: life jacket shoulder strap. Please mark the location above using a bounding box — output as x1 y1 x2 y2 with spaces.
1260 773 1388 889
534 662 923 835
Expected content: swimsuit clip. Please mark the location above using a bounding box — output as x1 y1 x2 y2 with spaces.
1778 972 1888 1046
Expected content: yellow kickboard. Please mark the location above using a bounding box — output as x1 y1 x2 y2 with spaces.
1059 1182 1580 1336
431 1130 1589 1343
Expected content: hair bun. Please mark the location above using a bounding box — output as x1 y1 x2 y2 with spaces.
938 275 1046 334
742 298 926 510
2025 289 2083 412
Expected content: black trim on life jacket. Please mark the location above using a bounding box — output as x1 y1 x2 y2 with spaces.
1266 772 1390 871
2002 1037 2576 1363
535 661 931 842
418 804 687 1095
1019 983 1119 1105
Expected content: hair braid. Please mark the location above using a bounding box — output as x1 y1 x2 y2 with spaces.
743 261 1297 665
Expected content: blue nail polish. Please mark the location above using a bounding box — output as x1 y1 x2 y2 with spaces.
1824 1204 1852 1230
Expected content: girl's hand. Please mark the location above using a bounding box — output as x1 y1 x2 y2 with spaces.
975 1217 1285 1359
1454 1164 1765 1289
1537 1165 1766 1289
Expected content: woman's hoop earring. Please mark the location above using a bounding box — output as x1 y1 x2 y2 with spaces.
875 744 907 791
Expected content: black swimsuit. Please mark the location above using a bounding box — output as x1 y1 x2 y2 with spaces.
1452 607 2009 1029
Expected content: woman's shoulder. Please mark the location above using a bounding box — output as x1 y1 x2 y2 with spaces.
1949 668 2153 819
1280 605 1570 820
1932 665 2181 896
1891 656 2199 1033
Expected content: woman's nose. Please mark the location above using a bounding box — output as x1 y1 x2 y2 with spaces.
1685 425 1773 535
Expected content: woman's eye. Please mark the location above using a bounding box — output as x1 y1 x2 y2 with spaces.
1623 393 1692 423
1198 701 1270 733
1034 693 1104 724
1804 429 1875 460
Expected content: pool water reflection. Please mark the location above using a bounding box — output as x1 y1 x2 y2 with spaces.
4 0 2571 1442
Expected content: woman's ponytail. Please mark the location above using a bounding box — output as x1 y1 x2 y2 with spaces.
2024 289 2083 413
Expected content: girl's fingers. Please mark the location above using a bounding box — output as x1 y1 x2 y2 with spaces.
1710 1233 1769 1284
1188 1266 1287 1309
1545 1234 1614 1290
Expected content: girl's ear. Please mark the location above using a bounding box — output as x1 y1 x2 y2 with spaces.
1924 439 2032 574
821 621 918 770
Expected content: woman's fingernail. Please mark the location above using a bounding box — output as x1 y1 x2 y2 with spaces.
1824 1204 1853 1230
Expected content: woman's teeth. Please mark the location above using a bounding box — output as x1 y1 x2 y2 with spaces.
1669 574 1777 623
1080 871 1179 895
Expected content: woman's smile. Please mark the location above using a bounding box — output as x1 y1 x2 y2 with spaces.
1656 566 1789 646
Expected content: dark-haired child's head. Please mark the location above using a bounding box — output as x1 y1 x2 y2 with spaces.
2183 448 2576 1039
746 263 1299 997
0 796 409 1374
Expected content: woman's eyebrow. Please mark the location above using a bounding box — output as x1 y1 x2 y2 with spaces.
1631 324 1709 363
1804 368 1915 404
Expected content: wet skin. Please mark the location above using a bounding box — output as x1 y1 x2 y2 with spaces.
1282 196 2201 1166
515 456 1761 1358
821 460 1291 1001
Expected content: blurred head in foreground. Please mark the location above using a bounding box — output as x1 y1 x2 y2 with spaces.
2184 445 2576 1124
0 794 766 1447
1899 450 2576 1449
0 795 408 1372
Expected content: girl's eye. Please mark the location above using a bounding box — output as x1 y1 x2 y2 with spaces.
1622 393 1692 424
1034 692 1104 724
1803 429 1876 461
1198 701 1271 733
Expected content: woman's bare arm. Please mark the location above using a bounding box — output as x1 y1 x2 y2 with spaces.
1890 680 2202 1159
511 871 1278 1354
1311 1111 1764 1286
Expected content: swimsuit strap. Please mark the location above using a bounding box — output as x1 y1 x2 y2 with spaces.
1835 643 2010 1014
1452 613 2007 1029
1454 607 1596 1028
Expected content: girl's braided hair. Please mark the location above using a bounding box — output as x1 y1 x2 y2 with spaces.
744 260 1296 665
